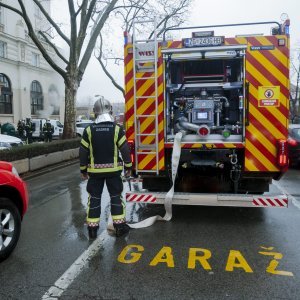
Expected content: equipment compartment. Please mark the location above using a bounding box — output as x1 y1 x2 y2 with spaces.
164 50 246 143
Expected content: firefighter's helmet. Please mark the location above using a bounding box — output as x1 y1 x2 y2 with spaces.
93 98 112 116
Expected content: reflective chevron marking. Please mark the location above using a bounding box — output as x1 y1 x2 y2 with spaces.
125 35 289 173
252 197 288 207
126 193 157 203
226 36 289 172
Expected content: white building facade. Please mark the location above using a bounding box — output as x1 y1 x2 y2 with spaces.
0 0 64 126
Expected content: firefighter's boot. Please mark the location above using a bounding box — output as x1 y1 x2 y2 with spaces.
87 223 99 239
114 223 130 237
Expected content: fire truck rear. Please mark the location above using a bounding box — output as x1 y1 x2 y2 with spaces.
124 19 290 208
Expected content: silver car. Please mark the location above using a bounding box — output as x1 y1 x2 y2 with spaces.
76 120 93 137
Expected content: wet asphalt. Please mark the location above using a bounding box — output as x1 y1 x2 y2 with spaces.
0 163 300 300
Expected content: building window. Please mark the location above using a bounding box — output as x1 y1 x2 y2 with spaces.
0 73 13 114
31 52 40 67
0 40 7 58
31 80 43 115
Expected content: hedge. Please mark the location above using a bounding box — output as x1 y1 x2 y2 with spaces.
0 138 81 162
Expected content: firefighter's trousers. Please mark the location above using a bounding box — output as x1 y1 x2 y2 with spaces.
44 132 52 142
86 175 126 227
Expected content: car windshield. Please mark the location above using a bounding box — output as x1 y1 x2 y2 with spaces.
56 121 63 128
292 128 300 139
77 122 92 128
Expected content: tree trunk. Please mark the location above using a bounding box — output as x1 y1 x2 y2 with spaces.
63 77 78 139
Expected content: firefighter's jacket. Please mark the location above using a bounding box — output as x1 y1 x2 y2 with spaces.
43 123 54 134
25 122 34 133
17 121 25 133
79 122 132 176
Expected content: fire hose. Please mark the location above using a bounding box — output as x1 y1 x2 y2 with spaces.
107 132 183 230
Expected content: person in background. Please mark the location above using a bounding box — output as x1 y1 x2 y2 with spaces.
79 98 132 239
24 118 34 144
43 119 54 142
17 119 25 139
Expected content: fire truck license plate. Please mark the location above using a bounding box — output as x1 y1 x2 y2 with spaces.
183 36 224 47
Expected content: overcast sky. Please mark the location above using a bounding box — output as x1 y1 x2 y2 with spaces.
51 0 299 104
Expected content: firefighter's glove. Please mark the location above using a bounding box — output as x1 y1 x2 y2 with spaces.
81 172 89 180
124 169 132 179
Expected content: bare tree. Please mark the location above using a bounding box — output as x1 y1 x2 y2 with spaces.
95 0 193 96
0 0 118 138
290 49 300 123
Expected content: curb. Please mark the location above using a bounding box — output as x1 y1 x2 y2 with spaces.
21 159 79 180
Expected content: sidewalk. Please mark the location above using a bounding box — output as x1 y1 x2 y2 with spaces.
21 158 79 180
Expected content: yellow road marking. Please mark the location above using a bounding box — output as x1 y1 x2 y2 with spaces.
149 246 175 268
225 250 253 273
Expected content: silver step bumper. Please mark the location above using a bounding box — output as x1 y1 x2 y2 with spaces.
126 191 288 208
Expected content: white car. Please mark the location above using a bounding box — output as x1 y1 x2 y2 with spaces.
0 134 24 150
76 120 93 137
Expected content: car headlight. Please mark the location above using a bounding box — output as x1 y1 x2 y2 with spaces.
12 166 20 177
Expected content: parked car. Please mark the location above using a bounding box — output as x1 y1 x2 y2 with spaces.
76 120 93 137
114 113 125 127
288 124 300 166
0 134 24 150
0 161 29 262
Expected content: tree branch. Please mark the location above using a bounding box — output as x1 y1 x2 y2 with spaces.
75 1 84 17
96 34 125 96
98 57 125 97
68 0 78 66
32 0 70 46
0 3 23 16
76 0 97 58
78 0 118 78
38 31 68 65
17 0 66 80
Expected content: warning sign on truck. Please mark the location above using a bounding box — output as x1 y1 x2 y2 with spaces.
258 86 280 107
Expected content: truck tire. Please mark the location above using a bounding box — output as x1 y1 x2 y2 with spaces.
0 198 21 262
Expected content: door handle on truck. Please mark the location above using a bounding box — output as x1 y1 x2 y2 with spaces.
245 81 250 126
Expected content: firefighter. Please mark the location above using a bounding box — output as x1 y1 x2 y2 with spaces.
43 119 54 142
17 119 25 139
79 98 132 239
24 118 34 144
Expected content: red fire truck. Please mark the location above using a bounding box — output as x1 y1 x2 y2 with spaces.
124 19 290 208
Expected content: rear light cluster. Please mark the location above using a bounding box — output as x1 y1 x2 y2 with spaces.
277 139 288 167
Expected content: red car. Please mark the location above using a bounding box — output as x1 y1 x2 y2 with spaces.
0 161 29 262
